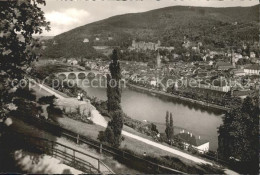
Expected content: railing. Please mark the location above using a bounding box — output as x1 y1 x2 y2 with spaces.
13 114 186 174
59 128 187 174
8 131 114 174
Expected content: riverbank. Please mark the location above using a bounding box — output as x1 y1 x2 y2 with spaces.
29 79 223 167
127 83 229 112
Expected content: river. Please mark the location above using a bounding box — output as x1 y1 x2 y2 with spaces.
79 81 223 151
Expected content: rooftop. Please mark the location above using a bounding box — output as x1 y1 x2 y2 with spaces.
176 133 208 147
244 64 260 70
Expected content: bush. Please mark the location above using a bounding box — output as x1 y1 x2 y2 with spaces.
12 99 41 118
188 145 198 155
98 110 124 147
98 127 114 143
47 105 63 121
150 123 159 133
38 95 56 105
14 87 36 101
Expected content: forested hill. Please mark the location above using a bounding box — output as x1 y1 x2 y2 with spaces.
43 5 259 58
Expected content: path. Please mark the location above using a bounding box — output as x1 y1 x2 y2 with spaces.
29 80 238 174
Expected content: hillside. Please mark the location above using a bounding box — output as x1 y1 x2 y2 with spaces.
43 5 259 58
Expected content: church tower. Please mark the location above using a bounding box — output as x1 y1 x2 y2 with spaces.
231 49 235 67
132 39 136 48
156 51 161 68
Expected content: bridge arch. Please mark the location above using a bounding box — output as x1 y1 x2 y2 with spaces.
58 73 66 80
78 72 86 79
87 72 96 79
68 73 76 79
96 73 107 80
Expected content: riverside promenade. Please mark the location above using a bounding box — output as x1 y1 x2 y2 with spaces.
127 83 229 111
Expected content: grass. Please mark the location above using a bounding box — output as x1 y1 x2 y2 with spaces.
57 116 104 141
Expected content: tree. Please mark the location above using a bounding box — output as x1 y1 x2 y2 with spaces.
0 0 50 120
218 96 259 174
165 111 170 140
107 49 121 112
101 49 123 147
165 111 174 143
169 113 174 140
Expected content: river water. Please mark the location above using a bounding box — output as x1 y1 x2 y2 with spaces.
79 81 223 151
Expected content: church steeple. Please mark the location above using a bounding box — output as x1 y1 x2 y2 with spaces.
156 50 161 68
231 49 235 67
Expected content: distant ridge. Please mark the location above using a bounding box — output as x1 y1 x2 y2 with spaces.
43 5 259 58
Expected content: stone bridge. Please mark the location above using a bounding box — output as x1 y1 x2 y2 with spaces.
56 71 108 80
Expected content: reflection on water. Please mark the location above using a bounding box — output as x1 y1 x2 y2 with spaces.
77 79 223 151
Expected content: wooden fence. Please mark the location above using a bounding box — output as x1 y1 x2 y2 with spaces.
58 127 186 174
13 115 186 174
7 131 114 174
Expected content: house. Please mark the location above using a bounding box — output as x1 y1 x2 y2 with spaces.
98 66 105 71
230 69 246 77
232 90 254 99
193 78 231 92
234 53 243 62
150 77 157 86
250 52 256 58
129 73 139 81
182 40 191 48
95 37 100 41
250 57 260 64
208 60 214 66
83 38 89 43
67 59 78 65
176 132 209 154
215 61 234 70
244 64 260 75
157 46 175 51
202 55 207 61
185 52 191 57
192 46 198 51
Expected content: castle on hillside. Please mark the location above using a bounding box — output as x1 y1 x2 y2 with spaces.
130 40 161 51
129 40 174 51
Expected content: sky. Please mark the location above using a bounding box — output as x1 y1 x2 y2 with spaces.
40 0 259 36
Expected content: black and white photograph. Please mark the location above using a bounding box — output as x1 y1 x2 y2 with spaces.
0 0 259 174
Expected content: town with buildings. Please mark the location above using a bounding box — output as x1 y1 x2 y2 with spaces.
0 0 259 174
66 37 259 104
55 34 260 153
54 35 259 155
